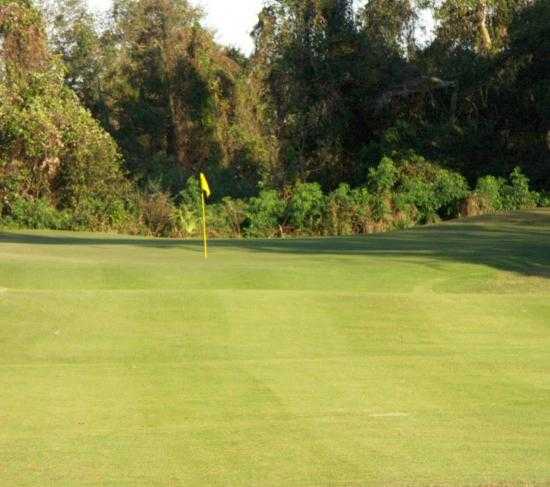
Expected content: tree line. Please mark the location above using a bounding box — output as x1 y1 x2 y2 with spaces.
0 0 548 236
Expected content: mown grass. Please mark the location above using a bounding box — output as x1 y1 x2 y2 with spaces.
1 210 549 486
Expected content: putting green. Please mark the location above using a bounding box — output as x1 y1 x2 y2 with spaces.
1 210 549 485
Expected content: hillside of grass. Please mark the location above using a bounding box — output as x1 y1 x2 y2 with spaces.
0 210 549 486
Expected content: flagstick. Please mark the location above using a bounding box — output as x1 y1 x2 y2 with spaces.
201 190 208 260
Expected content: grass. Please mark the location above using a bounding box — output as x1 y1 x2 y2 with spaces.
0 209 549 486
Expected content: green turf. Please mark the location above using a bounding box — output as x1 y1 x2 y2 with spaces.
1 210 549 486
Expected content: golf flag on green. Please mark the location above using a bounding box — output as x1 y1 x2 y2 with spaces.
200 173 211 259
200 173 211 198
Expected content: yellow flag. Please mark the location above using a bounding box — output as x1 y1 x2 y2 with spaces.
199 173 210 259
200 173 211 198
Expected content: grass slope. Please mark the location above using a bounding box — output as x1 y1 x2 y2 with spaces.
1 210 549 486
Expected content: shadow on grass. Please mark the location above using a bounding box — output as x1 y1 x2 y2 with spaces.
1 210 550 278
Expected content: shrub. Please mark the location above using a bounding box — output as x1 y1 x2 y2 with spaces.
501 167 538 211
398 175 436 223
0 165 30 217
173 177 202 237
174 180 247 238
393 192 419 226
6 197 73 230
173 205 200 238
464 169 541 217
287 182 325 234
139 192 176 237
433 170 470 218
205 198 247 238
368 157 396 195
219 197 247 237
368 157 396 221
325 183 355 235
325 185 376 235
539 192 550 207
474 175 506 212
178 177 202 208
459 194 490 217
398 156 469 223
245 189 285 238
349 187 374 233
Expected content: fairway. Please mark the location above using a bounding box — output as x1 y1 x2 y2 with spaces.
1 210 549 486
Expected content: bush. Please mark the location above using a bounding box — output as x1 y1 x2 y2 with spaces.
2 166 540 239
432 170 470 218
325 184 378 235
173 177 202 237
174 180 248 238
6 197 74 230
219 197 247 237
368 157 396 195
287 182 325 234
349 187 374 233
245 190 285 238
325 183 355 235
393 192 419 227
501 167 539 211
368 157 396 221
139 192 176 237
206 198 247 238
178 177 201 208
398 156 469 223
474 175 506 212
473 168 539 213
539 192 550 207
0 165 29 217
173 205 200 238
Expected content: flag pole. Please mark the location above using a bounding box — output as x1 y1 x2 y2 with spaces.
201 189 208 260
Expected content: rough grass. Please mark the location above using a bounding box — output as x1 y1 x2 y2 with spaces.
1 210 549 486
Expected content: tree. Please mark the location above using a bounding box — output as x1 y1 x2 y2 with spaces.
358 0 418 57
46 0 104 106
249 0 368 187
92 0 261 196
433 0 532 55
0 0 131 226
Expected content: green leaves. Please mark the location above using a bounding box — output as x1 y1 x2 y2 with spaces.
0 0 131 229
245 190 286 238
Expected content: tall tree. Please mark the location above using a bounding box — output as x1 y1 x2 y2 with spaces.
47 0 104 105
96 0 260 195
358 0 418 57
434 0 532 54
250 0 366 187
0 0 130 224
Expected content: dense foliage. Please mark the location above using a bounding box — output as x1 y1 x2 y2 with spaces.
0 0 133 230
1 0 548 237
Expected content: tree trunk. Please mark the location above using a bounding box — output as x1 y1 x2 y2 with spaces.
477 0 493 54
